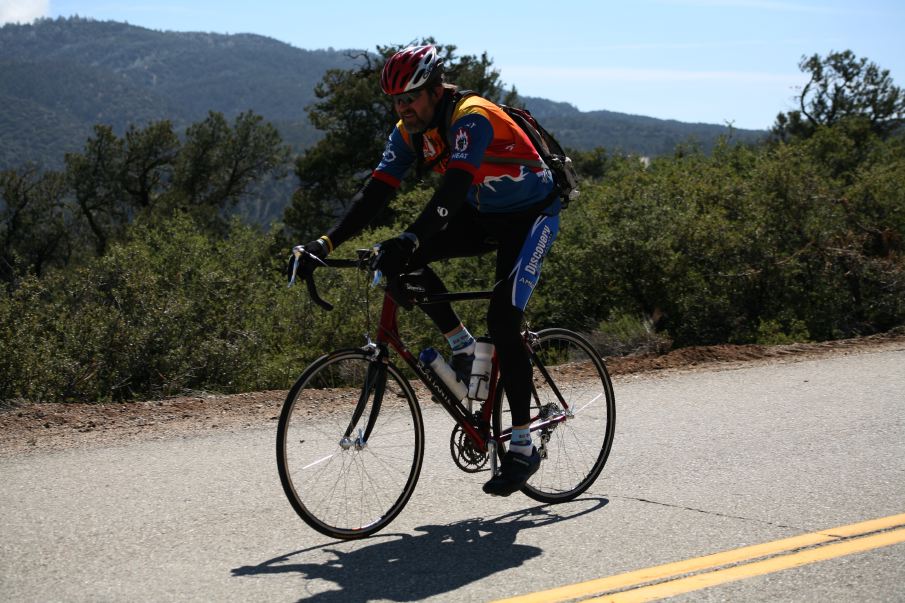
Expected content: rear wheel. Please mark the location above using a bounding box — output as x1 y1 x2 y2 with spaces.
277 349 424 539
493 328 615 502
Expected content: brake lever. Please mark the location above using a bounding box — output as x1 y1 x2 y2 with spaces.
288 247 332 310
364 246 383 287
288 247 327 287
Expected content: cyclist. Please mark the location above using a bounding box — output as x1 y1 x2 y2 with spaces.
292 44 561 496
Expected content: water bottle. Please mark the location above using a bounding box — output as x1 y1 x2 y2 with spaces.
468 338 495 400
419 348 468 400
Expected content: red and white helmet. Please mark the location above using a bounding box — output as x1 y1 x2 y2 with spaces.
380 44 443 95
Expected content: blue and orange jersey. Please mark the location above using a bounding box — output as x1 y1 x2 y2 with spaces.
372 94 560 214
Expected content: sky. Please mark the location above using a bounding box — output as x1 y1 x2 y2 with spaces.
2 0 904 130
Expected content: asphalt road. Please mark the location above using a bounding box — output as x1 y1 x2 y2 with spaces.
2 345 904 602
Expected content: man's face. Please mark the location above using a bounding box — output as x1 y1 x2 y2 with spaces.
393 87 439 134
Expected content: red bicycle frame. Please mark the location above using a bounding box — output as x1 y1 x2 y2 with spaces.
300 253 571 456
372 289 502 454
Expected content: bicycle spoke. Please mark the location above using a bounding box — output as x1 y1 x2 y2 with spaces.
572 392 603 415
277 350 424 539
494 329 615 502
302 452 338 470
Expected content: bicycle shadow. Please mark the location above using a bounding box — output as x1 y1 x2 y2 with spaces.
233 497 608 602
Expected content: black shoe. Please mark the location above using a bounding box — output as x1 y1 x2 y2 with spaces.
449 352 474 384
483 447 541 497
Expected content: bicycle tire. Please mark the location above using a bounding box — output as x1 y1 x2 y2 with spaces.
277 348 424 539
493 328 615 502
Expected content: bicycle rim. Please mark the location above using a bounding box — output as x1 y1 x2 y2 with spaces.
277 349 424 539
494 328 615 502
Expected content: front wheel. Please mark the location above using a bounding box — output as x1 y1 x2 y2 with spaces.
493 328 616 503
277 349 424 539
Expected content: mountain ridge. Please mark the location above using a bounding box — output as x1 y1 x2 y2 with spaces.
0 17 765 171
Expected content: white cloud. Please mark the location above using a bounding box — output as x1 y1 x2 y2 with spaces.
0 0 49 24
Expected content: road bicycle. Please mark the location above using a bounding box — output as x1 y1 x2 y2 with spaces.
277 250 616 540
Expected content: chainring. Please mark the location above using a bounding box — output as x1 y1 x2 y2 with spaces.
449 423 488 473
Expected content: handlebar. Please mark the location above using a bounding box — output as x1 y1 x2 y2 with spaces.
289 247 493 311
288 248 374 311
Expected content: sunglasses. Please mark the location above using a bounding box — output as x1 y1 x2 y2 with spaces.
392 90 423 105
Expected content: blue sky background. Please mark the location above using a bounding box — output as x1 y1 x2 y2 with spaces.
3 0 904 130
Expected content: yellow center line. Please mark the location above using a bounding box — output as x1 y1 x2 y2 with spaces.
591 528 905 603
492 513 905 603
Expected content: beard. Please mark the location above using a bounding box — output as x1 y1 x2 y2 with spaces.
399 89 439 134
401 114 430 134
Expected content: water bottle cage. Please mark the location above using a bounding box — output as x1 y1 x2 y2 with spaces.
468 375 490 401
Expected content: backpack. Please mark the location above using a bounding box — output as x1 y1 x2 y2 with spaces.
413 90 580 207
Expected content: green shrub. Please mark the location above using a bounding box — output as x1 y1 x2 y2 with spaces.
3 124 904 403
2 213 289 401
589 312 672 357
755 318 811 345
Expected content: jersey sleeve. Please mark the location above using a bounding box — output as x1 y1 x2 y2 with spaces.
372 126 415 188
446 111 493 179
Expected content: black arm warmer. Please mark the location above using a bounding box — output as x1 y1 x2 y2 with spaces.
406 168 474 243
326 177 395 249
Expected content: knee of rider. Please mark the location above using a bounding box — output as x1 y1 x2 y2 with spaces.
487 295 523 340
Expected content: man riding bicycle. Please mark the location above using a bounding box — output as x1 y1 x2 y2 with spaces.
292 44 561 496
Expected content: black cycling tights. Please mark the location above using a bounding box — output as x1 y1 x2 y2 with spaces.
409 265 532 426
487 281 532 426
406 207 543 426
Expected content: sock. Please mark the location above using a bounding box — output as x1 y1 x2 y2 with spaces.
447 327 475 355
509 427 533 456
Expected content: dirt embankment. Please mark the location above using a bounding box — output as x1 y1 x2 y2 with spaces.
2 332 904 456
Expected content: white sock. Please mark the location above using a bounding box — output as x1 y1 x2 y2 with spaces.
509 442 533 456
447 328 475 355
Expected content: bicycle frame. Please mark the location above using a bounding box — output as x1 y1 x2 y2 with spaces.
305 254 573 458
374 289 500 454
373 288 574 458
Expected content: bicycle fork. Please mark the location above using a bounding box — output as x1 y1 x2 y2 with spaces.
341 345 389 450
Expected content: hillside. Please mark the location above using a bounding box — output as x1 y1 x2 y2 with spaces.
0 17 357 169
0 17 765 173
521 96 764 155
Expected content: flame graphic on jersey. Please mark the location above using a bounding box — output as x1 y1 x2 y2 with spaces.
454 128 470 152
480 166 529 192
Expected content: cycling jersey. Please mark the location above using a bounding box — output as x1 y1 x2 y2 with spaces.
372 94 561 214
